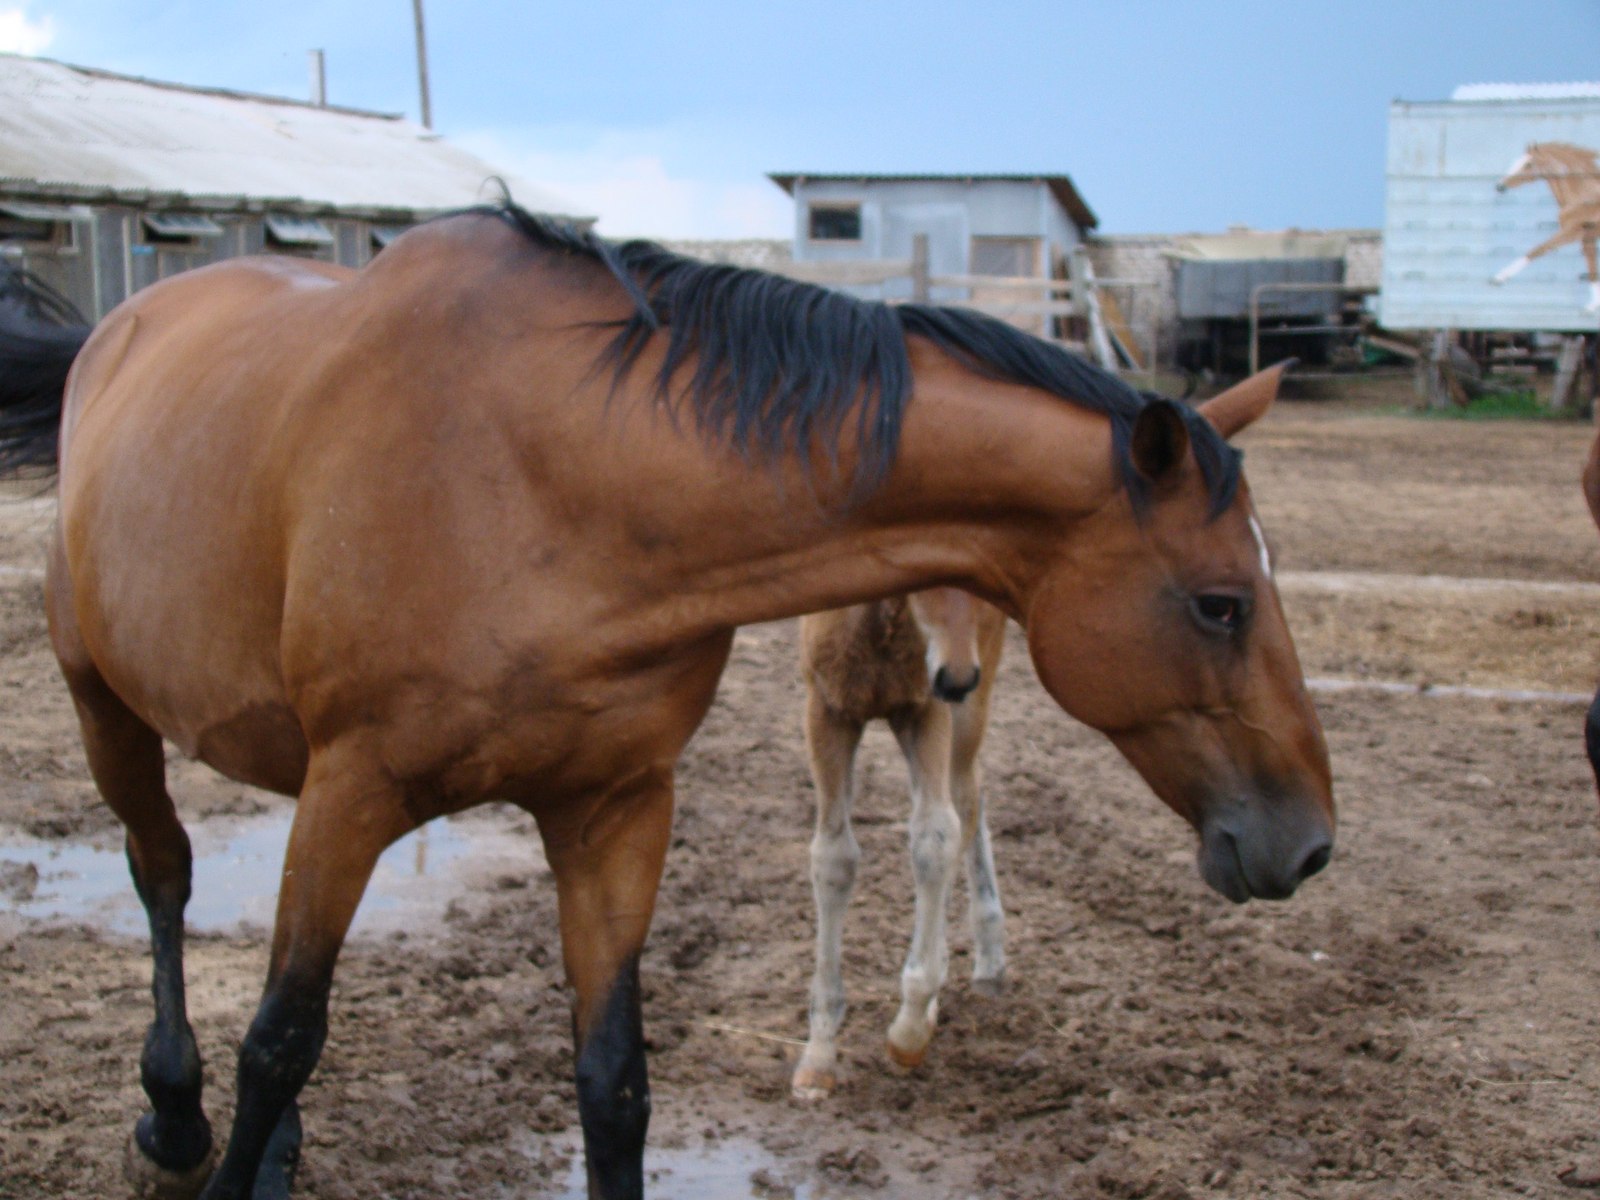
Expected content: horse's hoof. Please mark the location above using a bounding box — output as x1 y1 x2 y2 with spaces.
791 1064 838 1101
971 973 1005 998
886 1038 928 1070
124 1132 215 1200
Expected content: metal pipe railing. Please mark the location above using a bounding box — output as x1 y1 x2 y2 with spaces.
1248 281 1376 375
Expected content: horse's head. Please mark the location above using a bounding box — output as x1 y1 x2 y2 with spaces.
1495 143 1597 192
1023 365 1334 903
909 587 984 702
1497 145 1541 193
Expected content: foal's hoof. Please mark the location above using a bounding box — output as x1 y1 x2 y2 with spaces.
124 1132 215 1200
971 972 1005 999
791 1064 838 1101
885 1038 928 1070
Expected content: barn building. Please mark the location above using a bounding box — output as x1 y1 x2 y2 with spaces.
0 52 581 319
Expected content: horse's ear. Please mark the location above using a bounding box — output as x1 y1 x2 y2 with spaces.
1198 360 1294 439
1130 398 1190 486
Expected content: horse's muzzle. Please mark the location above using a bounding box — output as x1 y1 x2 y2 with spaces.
1197 796 1333 903
931 665 980 704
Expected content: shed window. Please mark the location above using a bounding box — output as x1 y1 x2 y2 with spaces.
1 202 88 249
808 203 862 242
141 213 224 249
265 215 335 248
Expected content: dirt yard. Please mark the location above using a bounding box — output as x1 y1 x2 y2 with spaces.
3 386 1600 1199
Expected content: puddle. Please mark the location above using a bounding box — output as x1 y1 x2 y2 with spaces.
0 809 537 938
539 1134 820 1200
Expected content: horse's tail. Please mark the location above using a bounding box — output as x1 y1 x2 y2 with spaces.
0 262 92 471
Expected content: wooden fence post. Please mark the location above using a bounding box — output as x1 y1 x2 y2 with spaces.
910 234 929 304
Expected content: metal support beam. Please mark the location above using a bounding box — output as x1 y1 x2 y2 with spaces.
412 0 433 129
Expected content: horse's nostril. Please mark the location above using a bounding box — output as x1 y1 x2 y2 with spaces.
1297 843 1332 882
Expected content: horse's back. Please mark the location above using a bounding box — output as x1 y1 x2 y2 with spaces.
48 221 662 801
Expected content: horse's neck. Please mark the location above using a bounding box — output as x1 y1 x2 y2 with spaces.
632 352 1111 632
1533 153 1600 208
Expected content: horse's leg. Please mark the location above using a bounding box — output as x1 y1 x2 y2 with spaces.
950 691 1005 996
792 691 864 1100
48 570 215 1198
1495 224 1584 283
198 749 413 1200
538 772 674 1200
885 701 960 1069
70 669 218 1195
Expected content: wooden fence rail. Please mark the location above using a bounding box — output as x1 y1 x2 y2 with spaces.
764 235 1158 375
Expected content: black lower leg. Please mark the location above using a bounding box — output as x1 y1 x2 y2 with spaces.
249 1102 302 1200
198 984 324 1200
131 841 214 1173
575 957 650 1200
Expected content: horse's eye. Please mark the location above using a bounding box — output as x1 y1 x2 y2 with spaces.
1192 593 1248 635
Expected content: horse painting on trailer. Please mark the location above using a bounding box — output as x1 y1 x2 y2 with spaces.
0 202 1334 1200
793 589 1008 1100
1492 141 1600 313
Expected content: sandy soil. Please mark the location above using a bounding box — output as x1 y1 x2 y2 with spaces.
3 397 1600 1199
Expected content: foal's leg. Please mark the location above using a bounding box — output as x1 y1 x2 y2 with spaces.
49 574 215 1197
792 691 865 1100
198 748 413 1200
538 772 674 1200
885 701 960 1069
950 689 1005 995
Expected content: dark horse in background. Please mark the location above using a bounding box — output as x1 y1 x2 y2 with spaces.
1584 432 1600 795
0 205 1334 1199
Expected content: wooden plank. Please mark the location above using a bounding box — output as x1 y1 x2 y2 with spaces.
1097 289 1146 371
1363 334 1422 361
930 274 1076 293
959 299 1080 318
775 260 913 286
1070 250 1117 371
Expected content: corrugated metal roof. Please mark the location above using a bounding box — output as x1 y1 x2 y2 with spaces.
767 172 1097 231
0 53 584 219
1451 82 1600 102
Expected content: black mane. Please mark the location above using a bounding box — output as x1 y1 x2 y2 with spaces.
483 203 1242 512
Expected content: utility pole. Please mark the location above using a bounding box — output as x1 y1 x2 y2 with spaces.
307 49 326 107
411 0 433 129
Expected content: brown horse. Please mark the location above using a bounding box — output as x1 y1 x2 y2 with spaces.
0 204 1334 1200
793 589 1007 1099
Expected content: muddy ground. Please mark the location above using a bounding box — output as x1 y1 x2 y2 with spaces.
3 381 1600 1199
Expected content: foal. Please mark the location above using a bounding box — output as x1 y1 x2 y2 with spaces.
793 588 1007 1098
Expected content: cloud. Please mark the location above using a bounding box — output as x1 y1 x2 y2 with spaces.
0 7 54 55
456 129 793 241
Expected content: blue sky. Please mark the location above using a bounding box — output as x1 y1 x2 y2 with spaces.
2 1 1597 238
